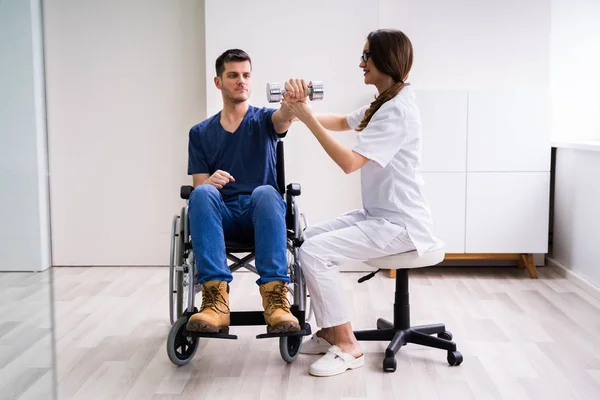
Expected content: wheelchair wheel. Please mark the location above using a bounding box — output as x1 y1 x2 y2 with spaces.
305 292 314 322
279 335 303 363
169 215 180 325
170 208 190 325
167 316 199 366
175 208 187 318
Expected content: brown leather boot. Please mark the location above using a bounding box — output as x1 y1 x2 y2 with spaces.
186 280 230 333
259 281 301 333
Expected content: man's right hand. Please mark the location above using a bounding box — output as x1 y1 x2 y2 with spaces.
204 170 235 189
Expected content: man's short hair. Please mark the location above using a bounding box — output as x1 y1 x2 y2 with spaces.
215 49 252 77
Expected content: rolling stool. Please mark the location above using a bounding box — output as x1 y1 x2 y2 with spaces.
354 243 463 372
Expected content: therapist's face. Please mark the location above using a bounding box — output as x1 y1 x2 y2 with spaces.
360 41 385 87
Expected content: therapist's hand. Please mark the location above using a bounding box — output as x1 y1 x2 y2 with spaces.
283 78 309 103
283 99 314 124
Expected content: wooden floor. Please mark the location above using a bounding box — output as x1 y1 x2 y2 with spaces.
0 271 56 400
45 266 600 399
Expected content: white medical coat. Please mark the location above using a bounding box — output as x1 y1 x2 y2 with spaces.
346 84 438 256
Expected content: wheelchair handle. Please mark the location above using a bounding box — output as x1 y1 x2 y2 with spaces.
286 183 301 196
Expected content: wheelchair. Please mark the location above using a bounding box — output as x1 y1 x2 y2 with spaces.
167 140 312 366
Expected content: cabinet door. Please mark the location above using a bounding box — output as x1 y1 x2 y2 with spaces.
417 90 468 172
467 89 551 172
466 172 550 253
422 172 466 253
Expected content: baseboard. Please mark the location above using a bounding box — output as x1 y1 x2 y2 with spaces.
546 256 600 300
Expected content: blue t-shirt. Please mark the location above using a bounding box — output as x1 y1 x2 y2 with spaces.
187 106 285 199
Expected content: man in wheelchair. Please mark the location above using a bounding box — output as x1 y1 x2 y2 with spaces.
185 49 300 335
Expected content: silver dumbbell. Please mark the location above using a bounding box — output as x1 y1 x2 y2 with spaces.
266 81 324 103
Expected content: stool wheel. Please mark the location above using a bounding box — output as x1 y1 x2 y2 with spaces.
383 357 397 372
447 351 463 366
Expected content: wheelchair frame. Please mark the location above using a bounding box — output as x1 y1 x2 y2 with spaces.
167 140 312 366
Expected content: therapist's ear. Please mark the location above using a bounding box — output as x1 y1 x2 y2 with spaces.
214 76 222 90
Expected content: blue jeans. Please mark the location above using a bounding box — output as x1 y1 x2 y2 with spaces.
188 184 289 285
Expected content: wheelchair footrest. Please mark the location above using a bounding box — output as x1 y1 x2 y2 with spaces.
255 323 311 339
189 331 238 340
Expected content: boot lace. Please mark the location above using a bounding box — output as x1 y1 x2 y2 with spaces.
200 285 229 314
264 284 292 313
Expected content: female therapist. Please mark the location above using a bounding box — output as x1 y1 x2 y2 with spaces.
283 29 438 377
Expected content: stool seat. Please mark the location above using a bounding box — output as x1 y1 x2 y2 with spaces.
365 243 445 270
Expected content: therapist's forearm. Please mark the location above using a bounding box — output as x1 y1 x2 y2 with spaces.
305 116 355 173
316 114 351 131
272 103 295 133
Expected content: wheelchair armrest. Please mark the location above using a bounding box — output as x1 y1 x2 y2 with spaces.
180 185 194 200
286 183 301 196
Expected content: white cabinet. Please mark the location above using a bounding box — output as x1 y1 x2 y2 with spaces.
416 91 468 253
418 89 550 256
467 90 551 172
421 173 466 253
465 172 550 253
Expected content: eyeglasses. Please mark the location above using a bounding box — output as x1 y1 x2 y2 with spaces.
361 51 370 63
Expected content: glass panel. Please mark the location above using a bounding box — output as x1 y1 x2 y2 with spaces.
0 0 57 399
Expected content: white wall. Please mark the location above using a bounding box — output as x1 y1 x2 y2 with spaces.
550 0 600 142
549 1 600 289
44 0 206 265
0 0 51 272
379 0 551 90
45 0 553 266
551 148 600 287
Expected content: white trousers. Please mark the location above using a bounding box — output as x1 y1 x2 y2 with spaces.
298 210 416 328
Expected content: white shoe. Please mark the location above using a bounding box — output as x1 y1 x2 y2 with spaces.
300 333 333 355
309 346 364 377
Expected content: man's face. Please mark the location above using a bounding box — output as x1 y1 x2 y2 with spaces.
216 61 252 104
